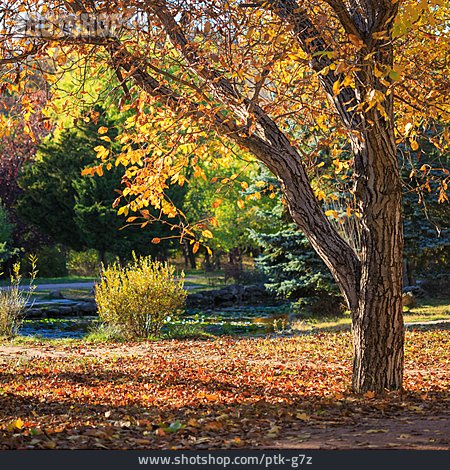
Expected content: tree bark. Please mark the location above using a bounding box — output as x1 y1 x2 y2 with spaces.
351 133 404 393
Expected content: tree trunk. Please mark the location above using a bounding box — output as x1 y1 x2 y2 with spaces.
185 241 196 270
351 177 404 392
99 250 107 268
349 97 404 392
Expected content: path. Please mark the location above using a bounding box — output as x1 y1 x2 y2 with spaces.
0 281 201 292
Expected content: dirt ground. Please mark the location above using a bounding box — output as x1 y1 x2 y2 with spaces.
0 332 448 450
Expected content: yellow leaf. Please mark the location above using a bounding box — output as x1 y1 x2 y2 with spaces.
212 199 222 209
410 139 419 151
316 190 326 201
94 145 110 160
342 75 353 88
202 230 213 239
81 167 93 176
237 200 245 209
117 206 129 216
332 80 341 96
7 418 24 432
324 209 339 218
98 126 108 134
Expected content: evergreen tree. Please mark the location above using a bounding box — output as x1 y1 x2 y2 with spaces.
248 168 342 315
18 109 180 262
401 140 450 283
0 204 16 268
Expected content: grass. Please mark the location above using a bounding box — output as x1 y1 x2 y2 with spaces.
292 297 450 332
0 276 96 287
405 296 450 317
0 334 78 347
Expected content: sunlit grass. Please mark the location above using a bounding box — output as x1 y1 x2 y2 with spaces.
291 297 450 332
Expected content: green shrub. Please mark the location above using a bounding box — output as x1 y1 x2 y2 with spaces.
67 249 100 277
95 255 186 339
251 224 340 300
37 246 68 277
0 258 37 337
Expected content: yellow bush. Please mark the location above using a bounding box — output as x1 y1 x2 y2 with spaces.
95 255 186 338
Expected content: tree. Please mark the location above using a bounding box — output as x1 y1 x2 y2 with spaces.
0 90 51 260
0 204 16 268
248 168 340 305
0 90 49 208
401 143 450 283
1 1 449 392
183 155 266 269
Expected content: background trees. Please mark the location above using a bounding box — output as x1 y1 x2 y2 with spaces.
18 108 181 265
0 205 16 266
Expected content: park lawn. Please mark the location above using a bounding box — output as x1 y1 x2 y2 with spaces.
0 329 448 450
294 297 450 332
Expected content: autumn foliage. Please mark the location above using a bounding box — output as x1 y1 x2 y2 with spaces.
0 0 449 393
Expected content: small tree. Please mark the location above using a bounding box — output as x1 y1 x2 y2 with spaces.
18 108 181 262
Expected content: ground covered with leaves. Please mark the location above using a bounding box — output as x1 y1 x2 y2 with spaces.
0 330 448 450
